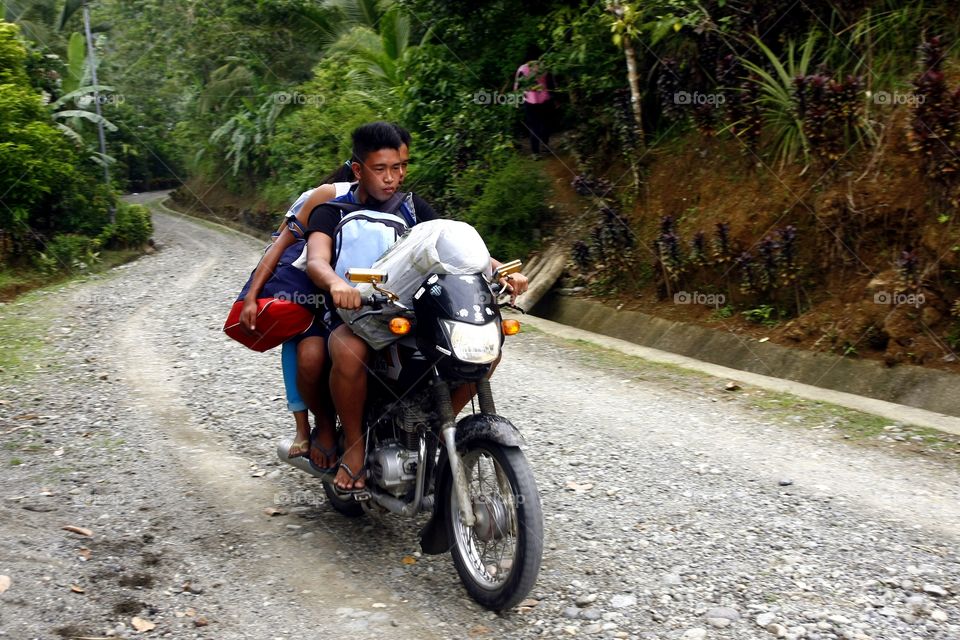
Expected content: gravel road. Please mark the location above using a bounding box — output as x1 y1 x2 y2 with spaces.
1 193 958 640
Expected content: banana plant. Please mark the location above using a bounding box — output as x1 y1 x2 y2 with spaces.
50 84 118 166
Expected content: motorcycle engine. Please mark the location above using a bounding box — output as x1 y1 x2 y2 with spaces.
370 442 418 497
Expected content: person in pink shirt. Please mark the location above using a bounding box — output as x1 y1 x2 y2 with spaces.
514 57 554 158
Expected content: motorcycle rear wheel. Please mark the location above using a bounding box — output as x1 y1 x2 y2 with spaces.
445 441 543 611
322 481 364 518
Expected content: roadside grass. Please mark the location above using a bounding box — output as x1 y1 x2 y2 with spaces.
0 292 51 381
0 248 143 302
0 246 145 382
545 332 960 467
745 391 890 438
566 337 714 384
153 199 270 243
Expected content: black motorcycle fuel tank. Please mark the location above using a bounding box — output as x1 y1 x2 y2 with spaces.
412 273 503 381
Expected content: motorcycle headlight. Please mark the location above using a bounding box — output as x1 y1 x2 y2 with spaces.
440 320 501 364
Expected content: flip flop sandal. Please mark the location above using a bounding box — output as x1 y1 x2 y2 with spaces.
287 438 310 459
307 429 339 474
332 461 367 494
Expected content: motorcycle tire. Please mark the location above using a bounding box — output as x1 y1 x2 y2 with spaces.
322 481 364 518
444 440 543 611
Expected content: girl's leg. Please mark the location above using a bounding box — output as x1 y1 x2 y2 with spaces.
282 340 310 457
297 336 337 469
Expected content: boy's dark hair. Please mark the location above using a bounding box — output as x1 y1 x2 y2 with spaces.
391 123 412 147
352 121 403 163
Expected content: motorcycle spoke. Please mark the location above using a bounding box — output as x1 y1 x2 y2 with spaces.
454 447 524 588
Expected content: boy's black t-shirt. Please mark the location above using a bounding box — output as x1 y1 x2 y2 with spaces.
304 192 438 239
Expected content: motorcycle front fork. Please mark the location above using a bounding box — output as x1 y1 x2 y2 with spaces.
433 374 497 528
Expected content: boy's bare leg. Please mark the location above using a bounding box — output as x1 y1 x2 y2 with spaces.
297 336 337 468
328 325 370 490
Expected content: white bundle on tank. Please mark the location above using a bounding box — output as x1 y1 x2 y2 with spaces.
338 219 492 350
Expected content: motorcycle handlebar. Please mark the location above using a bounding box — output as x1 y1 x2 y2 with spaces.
363 293 390 308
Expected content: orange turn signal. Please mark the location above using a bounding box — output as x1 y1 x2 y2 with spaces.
501 319 521 336
389 317 412 335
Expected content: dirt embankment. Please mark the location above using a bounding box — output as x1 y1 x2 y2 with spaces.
164 120 960 377
166 177 280 236
551 112 960 375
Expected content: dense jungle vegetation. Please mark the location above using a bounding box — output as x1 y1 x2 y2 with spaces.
3 0 960 366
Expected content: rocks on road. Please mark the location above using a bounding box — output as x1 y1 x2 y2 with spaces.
1 194 959 639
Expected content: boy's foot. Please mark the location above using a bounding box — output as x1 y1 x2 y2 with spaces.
309 423 338 471
333 446 366 491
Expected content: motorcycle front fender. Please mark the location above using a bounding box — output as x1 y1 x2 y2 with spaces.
418 413 525 555
454 413 525 449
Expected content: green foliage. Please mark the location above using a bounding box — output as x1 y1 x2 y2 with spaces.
0 82 80 235
98 203 152 249
0 22 29 85
455 154 550 260
712 304 735 319
741 304 781 326
34 233 100 274
264 52 386 199
742 33 817 167
395 43 516 200
0 20 115 266
62 30 85 94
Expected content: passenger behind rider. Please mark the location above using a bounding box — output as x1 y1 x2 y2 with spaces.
238 125 412 468
304 121 528 492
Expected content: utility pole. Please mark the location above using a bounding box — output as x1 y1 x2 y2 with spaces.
82 1 113 223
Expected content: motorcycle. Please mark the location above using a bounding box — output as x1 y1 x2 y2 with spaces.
277 260 543 611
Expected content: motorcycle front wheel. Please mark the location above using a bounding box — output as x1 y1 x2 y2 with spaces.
445 441 543 611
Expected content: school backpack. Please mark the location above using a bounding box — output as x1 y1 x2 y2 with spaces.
290 190 418 281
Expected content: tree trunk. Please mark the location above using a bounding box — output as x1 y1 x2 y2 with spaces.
623 35 645 147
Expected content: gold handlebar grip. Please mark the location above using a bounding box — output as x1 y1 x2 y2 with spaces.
346 268 389 284
493 259 523 279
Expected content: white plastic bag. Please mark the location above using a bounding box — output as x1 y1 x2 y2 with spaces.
338 220 492 350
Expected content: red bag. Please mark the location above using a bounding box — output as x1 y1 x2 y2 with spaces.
223 298 314 352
